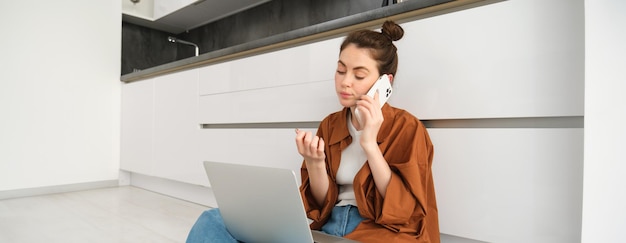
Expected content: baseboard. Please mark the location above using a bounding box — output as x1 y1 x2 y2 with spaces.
127 171 217 208
0 180 119 200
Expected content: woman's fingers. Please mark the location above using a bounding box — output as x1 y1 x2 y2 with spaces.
357 93 385 129
316 137 325 156
310 134 320 148
295 129 307 153
295 130 324 159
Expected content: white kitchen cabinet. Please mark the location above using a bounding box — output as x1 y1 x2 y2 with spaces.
152 69 205 185
430 128 583 243
121 79 154 175
393 0 584 120
121 70 204 185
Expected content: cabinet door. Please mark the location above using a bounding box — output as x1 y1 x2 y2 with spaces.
393 0 583 120
121 79 154 174
152 70 205 185
431 128 583 243
197 37 342 125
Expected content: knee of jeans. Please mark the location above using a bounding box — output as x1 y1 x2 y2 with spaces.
206 208 219 216
196 209 218 222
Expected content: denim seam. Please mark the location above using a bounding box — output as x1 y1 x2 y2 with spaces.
340 205 350 236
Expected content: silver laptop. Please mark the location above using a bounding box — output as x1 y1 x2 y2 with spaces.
203 161 360 243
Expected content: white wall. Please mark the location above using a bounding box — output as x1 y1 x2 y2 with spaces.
582 0 626 242
0 1 121 191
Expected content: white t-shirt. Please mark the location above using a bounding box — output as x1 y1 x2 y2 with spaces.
336 113 368 206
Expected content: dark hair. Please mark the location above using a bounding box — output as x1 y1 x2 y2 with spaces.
340 20 404 76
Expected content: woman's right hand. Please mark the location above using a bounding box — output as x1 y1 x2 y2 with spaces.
295 129 329 205
294 129 326 167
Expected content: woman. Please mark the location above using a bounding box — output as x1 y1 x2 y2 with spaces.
294 20 439 242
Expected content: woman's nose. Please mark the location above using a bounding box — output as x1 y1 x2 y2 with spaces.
340 76 352 87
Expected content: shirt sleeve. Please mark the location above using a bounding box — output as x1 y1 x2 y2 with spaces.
356 116 435 233
300 167 337 229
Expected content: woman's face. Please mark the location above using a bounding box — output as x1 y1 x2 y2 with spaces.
335 44 380 108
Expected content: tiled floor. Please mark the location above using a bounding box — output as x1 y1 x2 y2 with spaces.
0 186 209 243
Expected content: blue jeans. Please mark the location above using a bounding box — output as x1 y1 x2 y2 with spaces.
186 209 240 243
321 205 365 237
186 205 364 242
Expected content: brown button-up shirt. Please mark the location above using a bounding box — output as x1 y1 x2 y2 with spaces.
300 104 439 242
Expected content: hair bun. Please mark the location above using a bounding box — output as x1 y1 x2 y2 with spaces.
381 20 404 41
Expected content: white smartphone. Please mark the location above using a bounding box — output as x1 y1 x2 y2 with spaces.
355 74 393 124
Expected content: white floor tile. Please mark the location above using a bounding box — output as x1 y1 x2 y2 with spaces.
0 186 208 243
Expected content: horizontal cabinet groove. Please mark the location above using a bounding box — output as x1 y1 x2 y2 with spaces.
200 116 583 129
